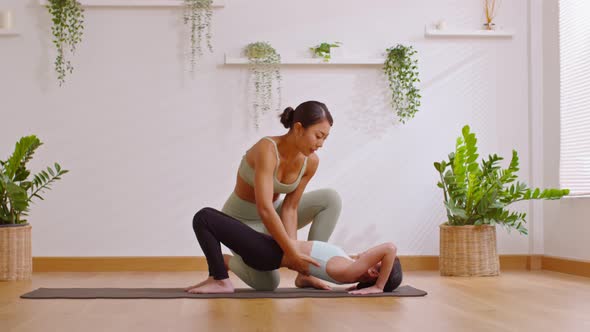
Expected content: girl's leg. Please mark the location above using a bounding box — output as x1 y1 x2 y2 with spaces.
190 207 283 292
222 193 282 291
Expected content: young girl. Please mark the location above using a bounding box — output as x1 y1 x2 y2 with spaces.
185 207 403 295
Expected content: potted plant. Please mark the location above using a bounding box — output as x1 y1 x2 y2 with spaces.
0 135 68 281
310 41 342 62
434 125 569 276
183 0 214 71
383 44 421 124
244 42 282 129
46 0 85 86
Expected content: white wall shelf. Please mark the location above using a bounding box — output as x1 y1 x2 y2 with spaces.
0 29 18 36
224 55 384 65
424 26 514 38
38 0 225 8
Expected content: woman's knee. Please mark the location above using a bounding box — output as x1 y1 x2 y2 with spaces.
321 188 342 211
229 256 280 291
250 272 280 291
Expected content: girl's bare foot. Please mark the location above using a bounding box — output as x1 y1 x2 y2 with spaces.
187 278 235 294
184 276 213 291
295 274 332 290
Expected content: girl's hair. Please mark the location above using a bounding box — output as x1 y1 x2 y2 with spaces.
355 257 403 292
279 101 334 129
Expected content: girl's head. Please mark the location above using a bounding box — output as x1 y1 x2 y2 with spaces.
279 101 333 156
356 257 403 292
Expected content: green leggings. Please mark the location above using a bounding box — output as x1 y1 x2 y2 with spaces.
221 188 342 291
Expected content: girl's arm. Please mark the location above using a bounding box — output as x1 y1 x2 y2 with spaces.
330 243 397 293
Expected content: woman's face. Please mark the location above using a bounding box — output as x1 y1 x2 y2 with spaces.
295 120 331 156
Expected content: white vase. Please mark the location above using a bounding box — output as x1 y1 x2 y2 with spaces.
436 20 447 30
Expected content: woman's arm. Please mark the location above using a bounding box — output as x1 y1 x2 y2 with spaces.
279 154 319 239
253 140 319 274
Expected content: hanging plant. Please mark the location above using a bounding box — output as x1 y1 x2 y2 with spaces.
383 44 421 124
183 0 213 71
244 42 282 129
46 0 85 86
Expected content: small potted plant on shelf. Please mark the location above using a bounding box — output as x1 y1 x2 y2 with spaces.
310 42 342 62
383 44 421 124
0 135 69 281
244 42 282 129
434 125 569 277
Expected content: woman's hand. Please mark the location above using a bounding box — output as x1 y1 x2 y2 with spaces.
348 285 383 295
284 252 320 275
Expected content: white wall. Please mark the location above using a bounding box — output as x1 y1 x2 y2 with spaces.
1 0 534 257
542 0 590 262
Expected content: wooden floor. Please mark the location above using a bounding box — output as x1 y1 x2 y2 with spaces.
1 270 590 332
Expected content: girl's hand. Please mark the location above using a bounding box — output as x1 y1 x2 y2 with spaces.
348 285 383 295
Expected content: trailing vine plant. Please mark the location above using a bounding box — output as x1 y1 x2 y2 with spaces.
244 42 282 129
46 0 85 86
383 44 421 124
183 0 213 71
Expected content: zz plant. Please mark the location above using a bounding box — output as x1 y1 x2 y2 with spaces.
244 42 282 129
46 0 85 86
0 136 69 225
434 125 569 235
384 44 421 124
183 0 214 71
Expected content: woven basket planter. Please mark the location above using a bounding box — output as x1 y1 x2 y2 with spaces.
439 224 500 277
0 224 32 281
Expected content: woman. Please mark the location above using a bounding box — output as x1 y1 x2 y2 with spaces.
191 101 342 291
185 207 402 294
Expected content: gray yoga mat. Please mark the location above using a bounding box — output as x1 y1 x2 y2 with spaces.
21 285 426 299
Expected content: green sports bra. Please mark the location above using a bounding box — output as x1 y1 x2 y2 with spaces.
238 137 308 194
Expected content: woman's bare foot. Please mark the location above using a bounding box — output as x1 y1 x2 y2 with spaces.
184 276 213 291
295 274 332 290
187 278 235 294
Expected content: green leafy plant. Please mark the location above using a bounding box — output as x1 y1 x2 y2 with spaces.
46 0 85 86
183 0 213 71
244 42 282 129
383 44 421 124
310 41 342 62
434 125 569 235
0 136 69 225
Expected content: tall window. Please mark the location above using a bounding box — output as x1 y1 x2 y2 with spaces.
560 0 590 195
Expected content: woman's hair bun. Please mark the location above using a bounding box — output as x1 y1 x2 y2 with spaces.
279 107 295 128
